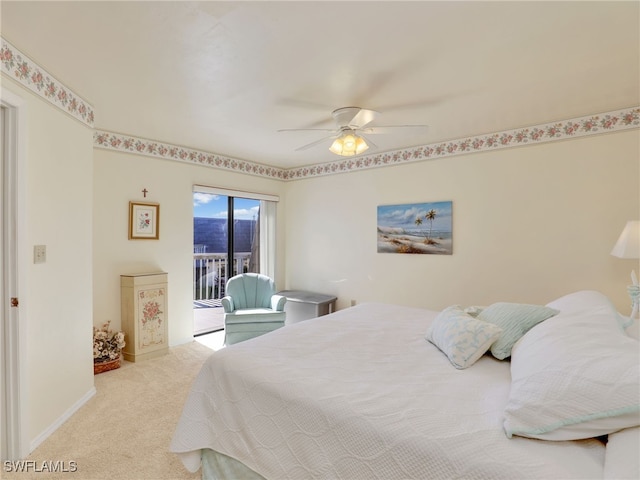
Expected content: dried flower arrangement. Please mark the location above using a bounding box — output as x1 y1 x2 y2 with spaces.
93 321 126 364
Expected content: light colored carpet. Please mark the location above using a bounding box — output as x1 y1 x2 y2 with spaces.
6 341 215 479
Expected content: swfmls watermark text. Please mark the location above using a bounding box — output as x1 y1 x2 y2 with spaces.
4 460 78 473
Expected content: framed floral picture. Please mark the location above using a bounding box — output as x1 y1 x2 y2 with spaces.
129 201 160 240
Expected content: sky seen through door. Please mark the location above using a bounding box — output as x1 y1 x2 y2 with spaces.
194 193 259 220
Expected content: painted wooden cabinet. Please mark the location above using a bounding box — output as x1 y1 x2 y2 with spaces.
120 272 168 362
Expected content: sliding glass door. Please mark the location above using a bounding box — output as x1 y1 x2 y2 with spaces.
193 186 277 303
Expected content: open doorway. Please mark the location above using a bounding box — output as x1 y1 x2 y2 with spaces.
193 190 261 336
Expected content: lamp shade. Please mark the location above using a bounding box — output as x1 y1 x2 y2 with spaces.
611 220 640 259
329 132 369 156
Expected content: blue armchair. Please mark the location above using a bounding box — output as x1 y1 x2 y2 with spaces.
221 273 287 345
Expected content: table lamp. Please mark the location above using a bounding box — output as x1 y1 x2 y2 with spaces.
611 220 640 320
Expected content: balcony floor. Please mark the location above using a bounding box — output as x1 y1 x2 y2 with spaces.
194 303 225 336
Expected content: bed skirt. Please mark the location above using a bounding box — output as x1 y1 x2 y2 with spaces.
201 449 266 480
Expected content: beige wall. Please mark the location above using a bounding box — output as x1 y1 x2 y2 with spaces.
92 149 286 346
3 81 95 444
284 130 640 313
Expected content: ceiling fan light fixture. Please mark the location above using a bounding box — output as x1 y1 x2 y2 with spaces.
329 132 369 156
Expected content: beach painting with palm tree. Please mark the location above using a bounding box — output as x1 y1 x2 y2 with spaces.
377 201 452 254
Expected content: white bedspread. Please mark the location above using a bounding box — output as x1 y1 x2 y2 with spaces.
170 303 605 479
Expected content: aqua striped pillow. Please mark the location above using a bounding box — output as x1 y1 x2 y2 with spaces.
477 302 559 360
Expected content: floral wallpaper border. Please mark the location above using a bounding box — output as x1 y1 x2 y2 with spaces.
2 36 638 181
285 107 640 180
94 131 287 180
96 106 639 181
1 37 95 127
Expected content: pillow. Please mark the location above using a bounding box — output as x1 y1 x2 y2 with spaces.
503 310 640 441
546 289 632 333
463 305 484 317
477 302 559 359
426 305 502 369
546 289 620 314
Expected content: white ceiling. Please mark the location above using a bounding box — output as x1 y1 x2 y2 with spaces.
2 1 638 169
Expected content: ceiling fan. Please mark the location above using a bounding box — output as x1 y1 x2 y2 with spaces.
277 106 429 157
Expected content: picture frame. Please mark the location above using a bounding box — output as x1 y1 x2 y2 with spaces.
377 201 452 254
129 201 160 240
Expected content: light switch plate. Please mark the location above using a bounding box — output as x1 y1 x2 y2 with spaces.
34 245 46 264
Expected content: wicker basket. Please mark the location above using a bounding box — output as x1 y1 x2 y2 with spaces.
94 357 121 375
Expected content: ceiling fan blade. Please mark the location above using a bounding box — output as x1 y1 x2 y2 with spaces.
277 128 337 133
361 125 429 135
372 97 444 112
358 132 378 150
331 107 360 128
349 54 442 108
305 117 336 129
294 135 336 152
373 90 473 113
351 58 424 107
348 108 378 129
275 97 335 111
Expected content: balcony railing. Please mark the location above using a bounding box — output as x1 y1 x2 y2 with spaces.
193 252 252 301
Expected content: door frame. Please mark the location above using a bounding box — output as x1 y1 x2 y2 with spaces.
1 88 29 460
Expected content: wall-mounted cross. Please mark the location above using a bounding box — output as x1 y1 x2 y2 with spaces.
142 188 148 198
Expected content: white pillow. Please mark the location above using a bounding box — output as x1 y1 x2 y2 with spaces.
546 290 629 333
503 309 640 441
546 289 619 313
476 302 559 360
426 306 502 369
463 305 484 317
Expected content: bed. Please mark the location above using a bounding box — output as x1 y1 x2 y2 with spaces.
170 290 640 479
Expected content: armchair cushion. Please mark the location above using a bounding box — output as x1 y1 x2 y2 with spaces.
224 309 286 325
